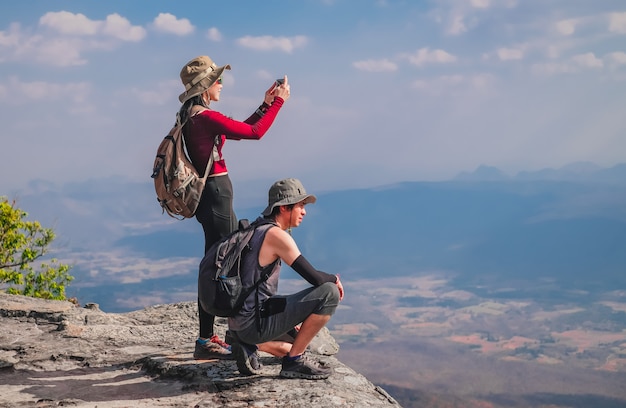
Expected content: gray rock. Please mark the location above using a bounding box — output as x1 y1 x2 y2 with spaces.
0 293 401 407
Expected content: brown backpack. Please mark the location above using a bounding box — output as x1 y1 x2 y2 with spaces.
151 117 217 219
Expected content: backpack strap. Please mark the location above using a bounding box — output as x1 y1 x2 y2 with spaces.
199 143 218 182
238 219 250 229
184 106 219 183
254 262 280 334
246 219 280 333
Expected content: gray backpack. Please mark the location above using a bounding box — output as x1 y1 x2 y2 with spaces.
198 218 277 317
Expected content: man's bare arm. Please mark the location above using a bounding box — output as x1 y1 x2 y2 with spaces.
258 226 301 267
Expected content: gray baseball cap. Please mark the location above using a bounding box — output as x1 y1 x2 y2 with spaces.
261 178 317 216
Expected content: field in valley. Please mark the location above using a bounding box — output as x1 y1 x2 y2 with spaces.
328 274 626 408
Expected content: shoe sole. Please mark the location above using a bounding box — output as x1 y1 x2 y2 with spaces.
193 351 234 360
232 343 262 376
279 370 331 380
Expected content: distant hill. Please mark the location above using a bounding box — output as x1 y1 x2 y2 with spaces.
456 161 626 183
299 179 626 286
7 163 626 311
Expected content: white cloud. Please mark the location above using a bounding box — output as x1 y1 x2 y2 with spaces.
608 12 626 34
433 0 517 35
468 0 516 8
39 11 145 41
469 73 494 88
470 0 490 9
0 76 91 105
605 51 626 68
39 11 100 35
532 52 604 75
206 27 222 41
130 79 179 106
555 19 578 36
572 52 603 69
1 12 147 66
0 24 89 66
413 74 463 89
101 13 146 42
152 13 194 36
412 73 493 94
447 13 467 35
496 47 524 61
352 58 397 72
34 37 89 66
531 62 572 75
0 23 21 49
405 47 457 67
236 35 308 53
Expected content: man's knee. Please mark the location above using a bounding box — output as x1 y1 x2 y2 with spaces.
325 281 340 302
316 282 340 315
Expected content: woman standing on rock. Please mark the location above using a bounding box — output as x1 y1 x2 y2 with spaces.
176 55 290 359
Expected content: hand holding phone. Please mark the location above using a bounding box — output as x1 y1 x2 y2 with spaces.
273 75 289 98
264 75 290 104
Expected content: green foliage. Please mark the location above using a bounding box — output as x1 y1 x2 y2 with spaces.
0 197 73 300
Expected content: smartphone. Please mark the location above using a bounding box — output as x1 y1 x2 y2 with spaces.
275 78 285 88
259 297 286 317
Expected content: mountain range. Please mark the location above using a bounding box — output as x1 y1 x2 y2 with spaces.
7 161 625 312
5 161 626 407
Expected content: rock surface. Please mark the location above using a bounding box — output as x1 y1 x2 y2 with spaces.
0 293 401 407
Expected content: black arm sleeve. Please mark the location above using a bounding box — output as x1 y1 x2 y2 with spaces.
290 255 337 287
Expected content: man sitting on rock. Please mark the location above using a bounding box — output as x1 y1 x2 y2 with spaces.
228 178 344 380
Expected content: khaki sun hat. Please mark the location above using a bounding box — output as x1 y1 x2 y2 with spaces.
178 55 231 103
262 178 317 216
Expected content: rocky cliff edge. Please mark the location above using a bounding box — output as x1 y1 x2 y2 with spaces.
0 293 400 408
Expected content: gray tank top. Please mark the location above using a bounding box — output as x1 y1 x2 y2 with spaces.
228 220 281 331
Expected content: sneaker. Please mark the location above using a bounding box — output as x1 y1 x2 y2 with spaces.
279 354 332 380
193 338 233 360
232 341 262 375
209 334 231 351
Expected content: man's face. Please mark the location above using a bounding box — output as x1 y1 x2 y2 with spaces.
289 201 307 227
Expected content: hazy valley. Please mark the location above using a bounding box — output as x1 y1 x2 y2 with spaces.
5 162 626 407
334 275 626 407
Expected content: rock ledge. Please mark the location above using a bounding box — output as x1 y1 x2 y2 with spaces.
0 293 400 408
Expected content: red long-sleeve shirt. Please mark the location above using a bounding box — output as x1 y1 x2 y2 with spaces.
184 97 285 175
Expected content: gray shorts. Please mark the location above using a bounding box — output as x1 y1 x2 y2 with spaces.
235 282 339 345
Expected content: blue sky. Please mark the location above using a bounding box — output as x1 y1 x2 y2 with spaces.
1 0 626 195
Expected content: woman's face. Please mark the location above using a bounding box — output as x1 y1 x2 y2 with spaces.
205 76 223 102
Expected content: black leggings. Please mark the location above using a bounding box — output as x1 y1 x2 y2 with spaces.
196 174 237 338
196 174 238 253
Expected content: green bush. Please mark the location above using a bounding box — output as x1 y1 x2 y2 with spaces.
0 197 73 300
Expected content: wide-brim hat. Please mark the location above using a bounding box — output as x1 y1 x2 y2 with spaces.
262 178 317 216
178 55 231 103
